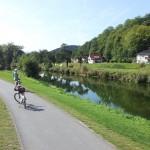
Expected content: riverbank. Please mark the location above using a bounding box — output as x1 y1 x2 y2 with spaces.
0 97 21 150
0 71 150 150
50 63 150 83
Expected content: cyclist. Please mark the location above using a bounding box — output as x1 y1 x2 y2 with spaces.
13 69 27 102
13 69 19 85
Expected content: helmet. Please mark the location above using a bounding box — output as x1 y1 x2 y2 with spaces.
14 69 17 71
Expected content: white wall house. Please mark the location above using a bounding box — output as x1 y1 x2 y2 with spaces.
136 49 150 63
88 54 103 64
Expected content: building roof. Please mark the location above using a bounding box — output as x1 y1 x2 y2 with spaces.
89 54 102 60
137 49 150 55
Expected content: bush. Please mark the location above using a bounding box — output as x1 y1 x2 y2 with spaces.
136 74 148 83
23 60 39 78
139 63 146 68
18 55 39 78
81 66 88 74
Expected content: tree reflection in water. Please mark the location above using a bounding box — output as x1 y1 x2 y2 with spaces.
40 73 150 120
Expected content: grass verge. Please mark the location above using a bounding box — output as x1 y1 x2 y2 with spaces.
0 70 150 150
51 63 150 83
0 97 21 150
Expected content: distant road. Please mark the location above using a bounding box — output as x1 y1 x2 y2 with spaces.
0 79 116 150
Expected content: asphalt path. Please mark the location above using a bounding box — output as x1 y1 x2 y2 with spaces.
0 79 116 150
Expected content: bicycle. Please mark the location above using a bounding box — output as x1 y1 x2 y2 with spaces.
14 79 27 109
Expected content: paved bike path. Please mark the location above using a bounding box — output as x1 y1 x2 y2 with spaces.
0 79 116 150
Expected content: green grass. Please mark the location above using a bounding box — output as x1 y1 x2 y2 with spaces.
0 97 21 150
60 62 150 70
0 70 150 150
52 63 150 83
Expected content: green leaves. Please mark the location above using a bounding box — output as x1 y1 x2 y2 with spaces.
18 55 39 78
75 13 150 63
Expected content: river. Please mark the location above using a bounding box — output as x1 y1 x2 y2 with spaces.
40 73 150 120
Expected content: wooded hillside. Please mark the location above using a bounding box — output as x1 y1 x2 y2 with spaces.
75 13 150 62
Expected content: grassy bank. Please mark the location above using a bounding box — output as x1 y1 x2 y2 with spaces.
0 70 150 150
50 63 150 83
0 97 21 150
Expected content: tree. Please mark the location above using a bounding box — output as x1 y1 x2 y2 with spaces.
123 25 150 57
18 55 39 78
0 46 4 69
2 43 24 69
55 51 64 63
60 43 72 67
29 51 40 63
97 26 114 56
89 38 98 54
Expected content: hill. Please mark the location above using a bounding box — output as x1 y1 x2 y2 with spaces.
51 45 80 53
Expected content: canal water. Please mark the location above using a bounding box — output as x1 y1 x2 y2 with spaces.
41 73 150 120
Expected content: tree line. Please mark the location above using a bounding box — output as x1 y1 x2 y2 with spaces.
0 43 73 77
75 13 150 62
0 13 150 77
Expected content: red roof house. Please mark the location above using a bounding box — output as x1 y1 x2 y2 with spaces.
88 54 103 63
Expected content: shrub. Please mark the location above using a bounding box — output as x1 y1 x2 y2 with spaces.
136 74 148 83
81 66 88 74
23 60 39 78
65 68 70 75
139 63 146 68
19 55 39 78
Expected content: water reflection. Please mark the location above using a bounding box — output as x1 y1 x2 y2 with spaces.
40 73 150 120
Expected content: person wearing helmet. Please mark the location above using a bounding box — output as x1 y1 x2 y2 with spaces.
13 69 19 85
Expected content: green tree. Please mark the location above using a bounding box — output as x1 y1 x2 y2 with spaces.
60 43 72 67
0 46 4 69
123 25 150 57
2 43 24 69
29 51 40 63
18 55 39 78
89 37 98 54
97 26 114 57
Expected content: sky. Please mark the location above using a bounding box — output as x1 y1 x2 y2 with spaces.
0 0 150 52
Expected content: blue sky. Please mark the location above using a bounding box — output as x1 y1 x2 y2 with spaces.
0 0 150 52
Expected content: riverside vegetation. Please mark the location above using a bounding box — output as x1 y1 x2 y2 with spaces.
50 62 150 83
0 70 150 150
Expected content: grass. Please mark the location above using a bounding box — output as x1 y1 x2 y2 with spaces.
0 70 150 150
58 62 150 70
0 97 21 150
82 62 149 70
52 63 150 83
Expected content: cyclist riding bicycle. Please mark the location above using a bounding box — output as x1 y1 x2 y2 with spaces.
13 69 19 85
13 69 27 104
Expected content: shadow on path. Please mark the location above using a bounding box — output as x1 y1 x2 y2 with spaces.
26 103 45 111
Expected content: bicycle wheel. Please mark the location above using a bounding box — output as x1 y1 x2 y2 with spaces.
14 93 21 103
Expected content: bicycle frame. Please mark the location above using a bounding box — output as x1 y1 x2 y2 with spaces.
14 79 27 109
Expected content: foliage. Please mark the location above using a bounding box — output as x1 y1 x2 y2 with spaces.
74 13 150 62
18 55 39 78
51 62 150 83
60 43 72 67
0 43 24 70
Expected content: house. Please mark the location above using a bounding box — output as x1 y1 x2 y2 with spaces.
136 49 150 63
71 58 86 63
88 54 103 64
